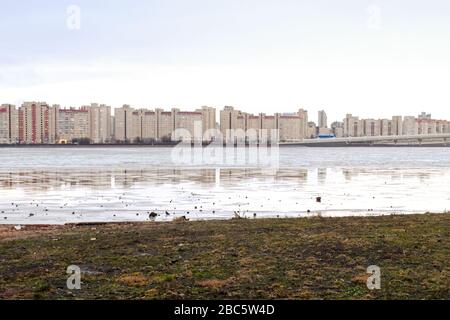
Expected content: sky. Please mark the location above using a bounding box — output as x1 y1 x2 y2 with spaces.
1 0 450 123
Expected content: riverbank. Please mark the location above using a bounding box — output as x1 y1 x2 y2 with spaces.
0 213 449 299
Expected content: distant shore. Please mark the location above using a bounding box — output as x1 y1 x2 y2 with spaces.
1 213 449 299
1 142 449 148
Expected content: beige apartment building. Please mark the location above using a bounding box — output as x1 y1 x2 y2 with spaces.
89 103 112 143
114 106 216 142
402 116 418 136
199 106 218 141
114 105 134 142
318 110 328 128
331 121 344 138
363 119 381 136
392 116 403 135
220 107 308 143
343 114 363 137
343 113 449 138
345 114 404 137
18 102 58 144
173 110 203 142
56 107 91 143
0 104 18 144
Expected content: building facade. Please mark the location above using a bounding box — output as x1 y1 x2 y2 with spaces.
343 113 449 138
114 106 216 143
318 110 328 128
0 104 18 144
18 102 57 144
220 107 308 143
56 107 90 143
89 103 112 143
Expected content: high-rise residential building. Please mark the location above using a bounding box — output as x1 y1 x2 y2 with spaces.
298 108 309 139
343 114 362 137
318 110 327 128
0 104 18 144
220 106 248 142
56 107 90 143
156 108 176 141
134 109 157 142
379 119 392 136
89 103 112 143
220 107 308 142
436 120 450 134
392 116 403 135
18 102 57 144
114 105 134 142
331 121 344 138
402 116 418 135
342 113 448 138
198 106 217 141
307 122 317 138
114 106 216 143
173 109 203 142
363 119 381 136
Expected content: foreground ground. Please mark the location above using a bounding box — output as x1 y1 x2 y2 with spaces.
0 213 449 299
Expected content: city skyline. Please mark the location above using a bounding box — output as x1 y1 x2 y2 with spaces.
2 0 450 122
2 101 449 144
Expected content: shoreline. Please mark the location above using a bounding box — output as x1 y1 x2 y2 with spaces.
0 212 444 240
1 212 449 299
1 210 441 227
1 143 450 148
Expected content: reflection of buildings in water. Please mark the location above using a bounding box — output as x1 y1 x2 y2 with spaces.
0 170 114 192
342 169 356 181
218 168 309 187
0 169 220 193
274 169 308 184
317 168 327 185
341 168 432 182
0 167 437 194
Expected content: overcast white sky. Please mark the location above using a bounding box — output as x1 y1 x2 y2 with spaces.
1 0 450 123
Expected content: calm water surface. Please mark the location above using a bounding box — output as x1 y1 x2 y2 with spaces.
0 147 449 224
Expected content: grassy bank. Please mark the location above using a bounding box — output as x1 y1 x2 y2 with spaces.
0 213 449 300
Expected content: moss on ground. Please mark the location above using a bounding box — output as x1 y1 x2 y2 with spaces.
0 213 449 299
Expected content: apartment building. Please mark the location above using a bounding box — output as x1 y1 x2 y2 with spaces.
318 110 328 128
403 116 418 136
220 107 308 143
114 106 216 142
392 116 403 135
331 121 344 138
343 113 449 138
363 119 381 136
0 104 18 144
89 103 112 143
114 105 134 142
18 102 58 144
199 106 217 141
343 114 363 137
173 110 203 142
56 107 90 143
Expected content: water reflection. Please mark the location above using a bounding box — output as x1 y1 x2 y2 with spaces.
0 167 438 193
